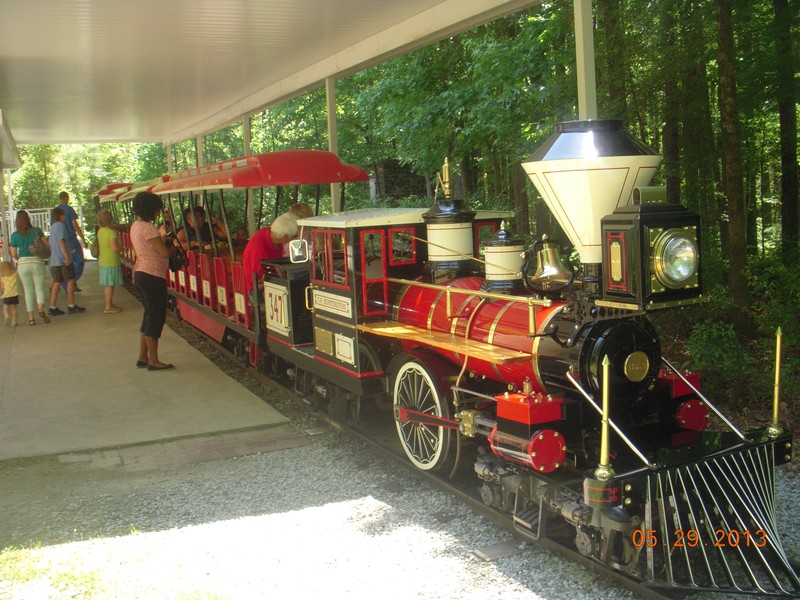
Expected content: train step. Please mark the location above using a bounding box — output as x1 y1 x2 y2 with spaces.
513 504 543 540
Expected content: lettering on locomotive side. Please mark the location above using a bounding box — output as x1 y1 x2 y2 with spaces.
264 282 290 336
313 290 352 319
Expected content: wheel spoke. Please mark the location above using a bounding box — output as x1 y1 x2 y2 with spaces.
393 360 451 471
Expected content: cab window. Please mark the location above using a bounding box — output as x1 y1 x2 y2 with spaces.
389 227 416 265
313 229 348 289
361 230 387 315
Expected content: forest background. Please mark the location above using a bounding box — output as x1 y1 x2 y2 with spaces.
8 0 799 415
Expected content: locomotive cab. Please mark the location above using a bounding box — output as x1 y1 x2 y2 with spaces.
288 207 512 399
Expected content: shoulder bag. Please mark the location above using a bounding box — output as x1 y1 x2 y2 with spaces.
28 229 51 260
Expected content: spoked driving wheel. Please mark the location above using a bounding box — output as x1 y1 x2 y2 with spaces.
392 358 453 471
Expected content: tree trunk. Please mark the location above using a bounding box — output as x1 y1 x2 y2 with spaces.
773 0 799 262
597 0 628 122
716 0 749 312
680 1 717 264
661 1 680 204
746 158 758 254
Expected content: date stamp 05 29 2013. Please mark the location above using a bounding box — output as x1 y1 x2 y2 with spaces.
632 529 768 549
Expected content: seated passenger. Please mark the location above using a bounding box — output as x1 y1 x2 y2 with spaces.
232 226 250 249
177 206 228 250
241 213 298 292
159 211 177 240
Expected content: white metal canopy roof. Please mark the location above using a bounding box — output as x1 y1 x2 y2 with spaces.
0 0 538 146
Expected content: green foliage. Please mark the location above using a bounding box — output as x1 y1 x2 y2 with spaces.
12 145 63 208
684 318 756 407
134 143 167 182
10 143 166 233
251 88 328 153
747 254 800 345
171 140 197 171
668 251 800 408
203 122 244 163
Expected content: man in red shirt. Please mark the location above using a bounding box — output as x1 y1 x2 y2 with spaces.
241 212 299 292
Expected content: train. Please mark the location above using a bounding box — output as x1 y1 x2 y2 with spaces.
99 121 798 597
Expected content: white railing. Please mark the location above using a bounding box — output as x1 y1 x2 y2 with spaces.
2 207 52 235
27 208 52 233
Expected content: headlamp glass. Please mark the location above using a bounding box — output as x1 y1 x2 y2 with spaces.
653 230 698 288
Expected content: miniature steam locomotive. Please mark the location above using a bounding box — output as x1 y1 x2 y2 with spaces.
102 121 798 596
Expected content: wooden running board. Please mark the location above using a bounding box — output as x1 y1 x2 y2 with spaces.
356 320 531 365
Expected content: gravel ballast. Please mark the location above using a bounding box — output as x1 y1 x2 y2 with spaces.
1 431 639 600
1 426 798 600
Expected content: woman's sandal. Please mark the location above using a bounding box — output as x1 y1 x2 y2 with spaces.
38 309 51 324
27 319 36 326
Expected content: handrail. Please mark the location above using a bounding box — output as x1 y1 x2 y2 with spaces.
566 370 656 469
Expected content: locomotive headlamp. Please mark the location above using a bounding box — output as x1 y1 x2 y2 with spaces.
650 228 699 291
600 195 704 310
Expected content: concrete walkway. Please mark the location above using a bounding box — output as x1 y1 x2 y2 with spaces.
0 259 297 462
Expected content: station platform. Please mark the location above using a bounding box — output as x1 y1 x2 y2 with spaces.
0 260 298 462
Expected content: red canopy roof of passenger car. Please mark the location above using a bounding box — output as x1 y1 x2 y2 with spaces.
94 182 132 198
151 150 369 194
118 176 172 202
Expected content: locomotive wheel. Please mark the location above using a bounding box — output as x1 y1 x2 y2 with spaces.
392 358 453 472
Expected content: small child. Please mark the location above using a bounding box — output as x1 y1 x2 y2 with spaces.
0 260 22 327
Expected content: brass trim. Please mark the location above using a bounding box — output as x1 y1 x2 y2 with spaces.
427 288 446 330
645 295 708 310
595 299 642 311
449 292 478 335
594 355 615 480
769 327 784 437
387 277 551 307
488 302 515 386
623 351 650 383
609 240 623 282
488 301 515 345
315 326 333 356
532 305 562 391
391 280 414 321
314 312 356 329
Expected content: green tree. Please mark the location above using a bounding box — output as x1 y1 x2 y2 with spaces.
12 145 63 208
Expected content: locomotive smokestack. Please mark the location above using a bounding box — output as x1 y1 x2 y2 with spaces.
522 120 661 264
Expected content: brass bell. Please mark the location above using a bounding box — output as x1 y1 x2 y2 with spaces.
532 235 573 290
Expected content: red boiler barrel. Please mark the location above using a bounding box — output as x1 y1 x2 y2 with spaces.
391 277 565 392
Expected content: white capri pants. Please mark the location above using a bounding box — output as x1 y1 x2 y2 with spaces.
16 257 49 309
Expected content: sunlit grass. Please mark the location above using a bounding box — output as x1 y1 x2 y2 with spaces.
0 544 106 598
